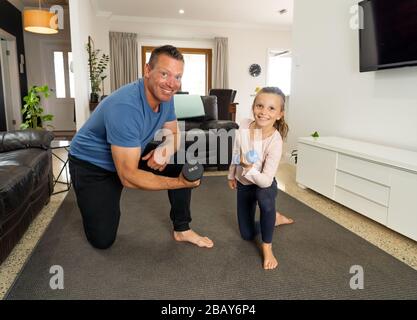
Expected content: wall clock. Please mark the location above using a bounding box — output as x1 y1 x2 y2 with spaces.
249 63 261 77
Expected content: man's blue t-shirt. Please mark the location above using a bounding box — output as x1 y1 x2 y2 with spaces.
70 79 177 172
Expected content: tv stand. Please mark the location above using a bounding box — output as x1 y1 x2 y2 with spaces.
296 137 417 242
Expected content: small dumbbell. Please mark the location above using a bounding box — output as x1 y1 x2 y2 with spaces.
246 150 260 164
182 162 204 182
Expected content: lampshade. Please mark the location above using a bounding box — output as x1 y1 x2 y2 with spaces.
23 9 58 34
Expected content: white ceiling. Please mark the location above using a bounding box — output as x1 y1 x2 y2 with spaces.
93 0 293 28
21 0 68 6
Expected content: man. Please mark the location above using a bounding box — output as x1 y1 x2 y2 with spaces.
69 45 213 250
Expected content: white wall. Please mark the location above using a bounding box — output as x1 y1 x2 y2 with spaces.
288 0 417 159
69 0 108 129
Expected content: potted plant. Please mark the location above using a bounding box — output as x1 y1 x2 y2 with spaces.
86 38 109 103
20 85 53 129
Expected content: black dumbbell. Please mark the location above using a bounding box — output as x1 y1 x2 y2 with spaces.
182 162 204 182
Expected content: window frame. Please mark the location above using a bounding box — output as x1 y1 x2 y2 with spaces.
141 46 212 94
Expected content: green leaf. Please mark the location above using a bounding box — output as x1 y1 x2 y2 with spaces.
20 84 52 129
42 114 54 121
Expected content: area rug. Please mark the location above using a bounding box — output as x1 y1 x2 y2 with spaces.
6 177 417 299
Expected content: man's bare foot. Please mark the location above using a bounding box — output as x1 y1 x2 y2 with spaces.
261 243 278 270
275 212 294 226
173 230 214 248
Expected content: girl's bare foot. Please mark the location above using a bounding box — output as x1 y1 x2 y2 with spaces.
261 243 278 270
173 230 214 248
275 212 294 226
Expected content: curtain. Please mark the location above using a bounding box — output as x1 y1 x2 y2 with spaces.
213 37 229 89
109 32 138 92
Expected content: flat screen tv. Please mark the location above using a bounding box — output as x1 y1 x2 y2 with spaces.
359 0 417 72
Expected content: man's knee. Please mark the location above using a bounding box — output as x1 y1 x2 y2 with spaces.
86 235 116 250
163 163 183 177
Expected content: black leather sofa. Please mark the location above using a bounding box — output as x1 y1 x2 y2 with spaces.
0 130 54 264
150 95 238 170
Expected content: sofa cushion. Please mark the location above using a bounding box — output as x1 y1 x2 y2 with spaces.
183 121 202 131
0 130 54 153
0 149 50 221
200 120 239 131
0 164 33 222
0 130 53 264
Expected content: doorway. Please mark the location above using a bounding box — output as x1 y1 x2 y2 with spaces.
0 30 22 131
41 41 75 131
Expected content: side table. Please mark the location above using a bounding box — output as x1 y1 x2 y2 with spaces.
228 102 239 122
51 140 71 195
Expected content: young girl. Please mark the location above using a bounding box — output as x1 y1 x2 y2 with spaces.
228 87 289 270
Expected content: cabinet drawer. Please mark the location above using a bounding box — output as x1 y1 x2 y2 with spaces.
335 170 390 206
335 187 388 225
337 154 390 186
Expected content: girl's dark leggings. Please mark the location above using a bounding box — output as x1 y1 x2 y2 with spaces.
237 179 278 244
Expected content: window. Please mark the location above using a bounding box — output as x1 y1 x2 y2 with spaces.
267 50 292 95
53 50 74 98
142 46 212 95
68 52 75 98
53 51 66 98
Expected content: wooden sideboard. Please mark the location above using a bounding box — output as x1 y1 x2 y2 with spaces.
228 102 238 122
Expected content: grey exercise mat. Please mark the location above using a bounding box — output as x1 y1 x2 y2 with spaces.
6 176 417 299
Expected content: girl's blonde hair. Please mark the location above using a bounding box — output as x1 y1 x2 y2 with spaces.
253 87 289 139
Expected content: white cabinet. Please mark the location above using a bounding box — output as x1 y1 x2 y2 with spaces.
296 137 417 241
388 169 417 241
296 143 337 199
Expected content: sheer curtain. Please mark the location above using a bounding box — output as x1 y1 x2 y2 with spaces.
213 37 229 89
109 32 138 92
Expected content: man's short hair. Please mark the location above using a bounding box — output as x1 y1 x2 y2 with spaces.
148 45 184 68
